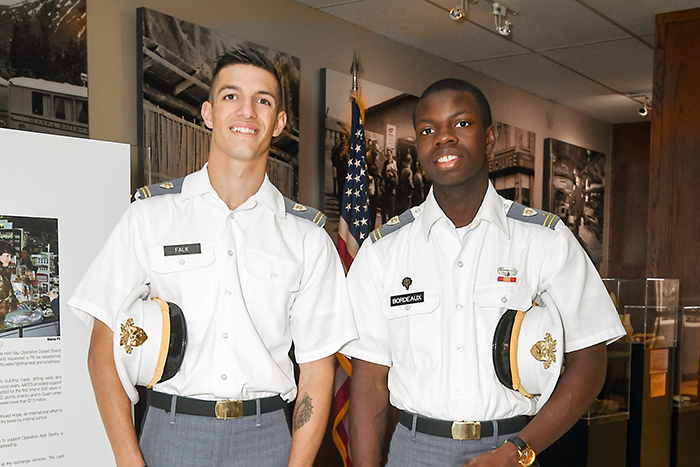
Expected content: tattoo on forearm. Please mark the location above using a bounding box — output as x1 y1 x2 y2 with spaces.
292 392 314 433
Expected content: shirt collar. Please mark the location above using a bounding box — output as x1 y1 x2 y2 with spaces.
180 163 214 200
180 164 285 218
248 174 286 218
419 181 510 241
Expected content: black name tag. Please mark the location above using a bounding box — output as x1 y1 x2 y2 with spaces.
164 243 201 256
390 292 425 307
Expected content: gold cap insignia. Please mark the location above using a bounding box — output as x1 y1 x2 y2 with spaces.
386 216 400 226
160 182 174 189
293 203 308 212
119 318 148 354
402 277 412 290
522 207 537 217
530 332 556 369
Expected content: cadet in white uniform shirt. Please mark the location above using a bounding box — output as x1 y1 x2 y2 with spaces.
343 78 625 467
69 47 356 467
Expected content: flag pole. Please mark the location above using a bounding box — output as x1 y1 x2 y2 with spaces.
350 51 359 100
332 52 368 467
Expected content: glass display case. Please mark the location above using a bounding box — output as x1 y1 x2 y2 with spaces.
603 278 679 467
674 307 700 409
604 278 679 347
671 307 700 467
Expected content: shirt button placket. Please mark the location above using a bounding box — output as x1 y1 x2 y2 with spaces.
222 213 237 386
453 254 470 410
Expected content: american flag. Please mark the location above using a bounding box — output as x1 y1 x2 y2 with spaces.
337 98 370 268
333 97 369 467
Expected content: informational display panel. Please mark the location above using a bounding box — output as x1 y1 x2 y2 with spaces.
0 129 130 466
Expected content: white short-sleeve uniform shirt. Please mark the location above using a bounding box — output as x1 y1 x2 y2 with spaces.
342 183 624 422
69 165 357 402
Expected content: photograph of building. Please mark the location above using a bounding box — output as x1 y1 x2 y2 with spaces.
0 0 88 137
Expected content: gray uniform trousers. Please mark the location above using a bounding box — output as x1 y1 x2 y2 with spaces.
386 416 518 467
139 403 291 467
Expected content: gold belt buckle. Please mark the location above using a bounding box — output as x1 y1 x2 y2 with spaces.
215 400 243 419
451 420 481 440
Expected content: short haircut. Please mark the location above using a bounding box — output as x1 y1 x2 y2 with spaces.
0 242 15 256
413 78 492 129
209 46 283 108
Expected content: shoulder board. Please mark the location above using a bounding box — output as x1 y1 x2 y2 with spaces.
133 178 184 200
369 208 416 243
506 202 561 230
284 197 326 228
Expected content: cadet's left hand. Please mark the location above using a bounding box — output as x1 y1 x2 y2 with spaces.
462 442 519 467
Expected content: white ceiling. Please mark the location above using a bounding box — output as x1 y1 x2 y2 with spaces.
292 0 700 124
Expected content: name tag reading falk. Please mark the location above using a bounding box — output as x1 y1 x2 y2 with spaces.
164 243 201 256
390 292 425 307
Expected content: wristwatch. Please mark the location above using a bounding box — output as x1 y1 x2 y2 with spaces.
506 435 536 466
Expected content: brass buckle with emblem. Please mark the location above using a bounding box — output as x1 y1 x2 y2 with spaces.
451 420 481 440
215 400 243 419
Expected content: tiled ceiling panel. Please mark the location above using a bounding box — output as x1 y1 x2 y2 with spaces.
554 93 648 124
472 0 629 50
292 0 700 123
312 0 528 62
462 52 612 100
542 37 654 93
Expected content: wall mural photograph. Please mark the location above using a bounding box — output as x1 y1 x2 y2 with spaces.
488 121 536 207
0 215 59 338
0 0 88 137
543 138 605 267
138 8 301 199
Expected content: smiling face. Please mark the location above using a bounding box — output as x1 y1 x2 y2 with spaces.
0 252 11 268
201 64 287 168
414 89 495 194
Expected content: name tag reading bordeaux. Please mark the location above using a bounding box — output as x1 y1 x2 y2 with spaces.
390 292 425 307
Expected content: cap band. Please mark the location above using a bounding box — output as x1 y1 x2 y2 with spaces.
509 310 534 398
146 297 170 388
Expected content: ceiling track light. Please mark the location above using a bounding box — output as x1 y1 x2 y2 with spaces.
639 98 651 117
628 92 652 117
450 0 467 21
493 2 512 36
450 0 479 21
448 0 518 36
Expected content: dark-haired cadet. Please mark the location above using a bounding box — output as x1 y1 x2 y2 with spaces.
343 78 625 467
69 46 356 467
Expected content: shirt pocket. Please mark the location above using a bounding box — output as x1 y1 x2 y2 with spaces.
149 241 216 273
243 249 302 339
381 289 441 370
148 241 216 322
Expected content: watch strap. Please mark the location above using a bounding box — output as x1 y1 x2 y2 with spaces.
507 435 536 466
507 435 529 452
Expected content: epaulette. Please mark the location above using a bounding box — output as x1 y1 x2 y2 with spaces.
369 208 416 243
284 197 326 228
506 202 561 230
133 178 184 200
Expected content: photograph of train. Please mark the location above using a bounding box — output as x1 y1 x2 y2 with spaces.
0 0 88 138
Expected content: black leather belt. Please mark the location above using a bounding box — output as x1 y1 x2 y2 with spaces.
398 410 530 440
148 391 287 420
